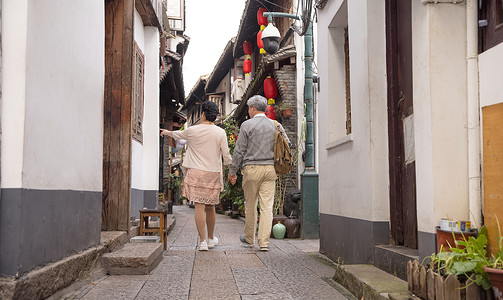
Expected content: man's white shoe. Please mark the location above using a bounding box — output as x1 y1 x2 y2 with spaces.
198 240 208 251
207 236 219 249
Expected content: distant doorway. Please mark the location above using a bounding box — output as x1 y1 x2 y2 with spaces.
385 0 418 248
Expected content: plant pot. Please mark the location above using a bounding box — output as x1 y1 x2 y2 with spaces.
435 226 477 252
281 108 293 118
271 215 288 237
284 217 300 238
273 222 286 239
484 267 503 300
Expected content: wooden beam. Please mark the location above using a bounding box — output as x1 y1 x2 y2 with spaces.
103 0 134 231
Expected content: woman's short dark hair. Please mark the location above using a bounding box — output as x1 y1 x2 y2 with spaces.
202 101 219 122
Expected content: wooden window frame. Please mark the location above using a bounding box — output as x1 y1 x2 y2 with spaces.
234 59 245 80
344 27 352 135
133 42 145 143
481 0 503 51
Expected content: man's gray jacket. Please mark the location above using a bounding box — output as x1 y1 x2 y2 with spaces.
229 114 289 176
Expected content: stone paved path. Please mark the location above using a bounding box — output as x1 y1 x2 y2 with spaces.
65 205 349 300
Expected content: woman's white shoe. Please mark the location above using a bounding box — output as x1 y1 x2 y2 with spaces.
198 240 208 251
207 236 219 249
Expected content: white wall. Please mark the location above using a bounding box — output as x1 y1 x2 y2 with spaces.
143 27 160 191
1 0 28 189
131 9 145 191
413 2 469 234
2 0 104 191
479 44 503 108
317 0 388 222
131 9 160 192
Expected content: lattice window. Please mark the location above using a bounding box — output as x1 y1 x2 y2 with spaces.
208 94 224 116
133 43 145 143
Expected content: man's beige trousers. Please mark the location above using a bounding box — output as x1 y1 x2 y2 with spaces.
241 165 277 248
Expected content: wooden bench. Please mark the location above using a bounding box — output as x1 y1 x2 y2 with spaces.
139 209 168 250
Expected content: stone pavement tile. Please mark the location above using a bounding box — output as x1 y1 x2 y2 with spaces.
288 252 336 278
189 290 241 300
283 279 346 300
232 267 287 296
79 275 147 300
151 253 194 278
226 252 266 268
135 276 190 299
241 293 294 300
190 251 240 299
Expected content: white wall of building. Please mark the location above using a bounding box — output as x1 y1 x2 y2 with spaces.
2 0 104 192
318 0 388 222
413 2 469 234
479 44 503 108
143 27 160 191
131 10 160 193
1 0 28 189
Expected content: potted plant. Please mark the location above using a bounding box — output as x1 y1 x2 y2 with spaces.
484 219 503 299
276 103 293 118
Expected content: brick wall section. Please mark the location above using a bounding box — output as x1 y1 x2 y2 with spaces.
274 64 299 194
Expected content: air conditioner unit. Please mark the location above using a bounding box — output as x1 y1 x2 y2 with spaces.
231 79 245 104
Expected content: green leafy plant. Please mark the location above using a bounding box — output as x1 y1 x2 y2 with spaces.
167 173 181 191
220 116 244 211
487 218 503 269
273 118 305 216
428 226 491 290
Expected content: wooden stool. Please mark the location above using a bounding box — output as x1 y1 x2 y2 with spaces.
139 209 168 250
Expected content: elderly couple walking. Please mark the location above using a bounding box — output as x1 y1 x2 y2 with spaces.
161 95 289 252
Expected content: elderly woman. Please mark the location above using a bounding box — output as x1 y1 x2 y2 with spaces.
160 101 232 251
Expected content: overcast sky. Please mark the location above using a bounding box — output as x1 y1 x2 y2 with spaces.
183 0 247 94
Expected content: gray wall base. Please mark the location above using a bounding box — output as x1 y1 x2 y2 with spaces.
130 189 157 219
320 213 389 264
0 189 101 276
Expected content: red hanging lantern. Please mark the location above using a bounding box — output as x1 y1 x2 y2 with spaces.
257 8 268 28
243 41 253 56
243 59 252 75
264 76 277 105
257 31 265 54
265 105 276 120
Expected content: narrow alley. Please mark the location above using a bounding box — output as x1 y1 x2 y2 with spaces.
56 206 350 300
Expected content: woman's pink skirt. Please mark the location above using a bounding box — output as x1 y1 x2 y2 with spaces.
183 168 221 205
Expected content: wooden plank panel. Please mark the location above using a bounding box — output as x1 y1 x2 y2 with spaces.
103 0 133 231
118 0 134 231
482 103 503 255
444 274 460 300
103 0 113 231
419 264 427 299
104 0 125 231
427 269 435 300
435 273 445 300
109 0 125 231
466 275 482 300
407 260 413 291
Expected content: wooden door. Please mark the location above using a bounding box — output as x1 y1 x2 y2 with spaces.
385 0 418 248
482 103 503 256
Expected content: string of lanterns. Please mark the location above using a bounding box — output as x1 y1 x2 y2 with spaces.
264 76 277 120
257 7 268 54
240 7 279 120
243 40 253 75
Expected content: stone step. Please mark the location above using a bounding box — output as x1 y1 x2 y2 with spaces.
102 243 163 275
333 264 410 300
374 245 419 281
131 236 160 243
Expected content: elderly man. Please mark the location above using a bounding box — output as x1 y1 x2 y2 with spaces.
228 95 289 251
